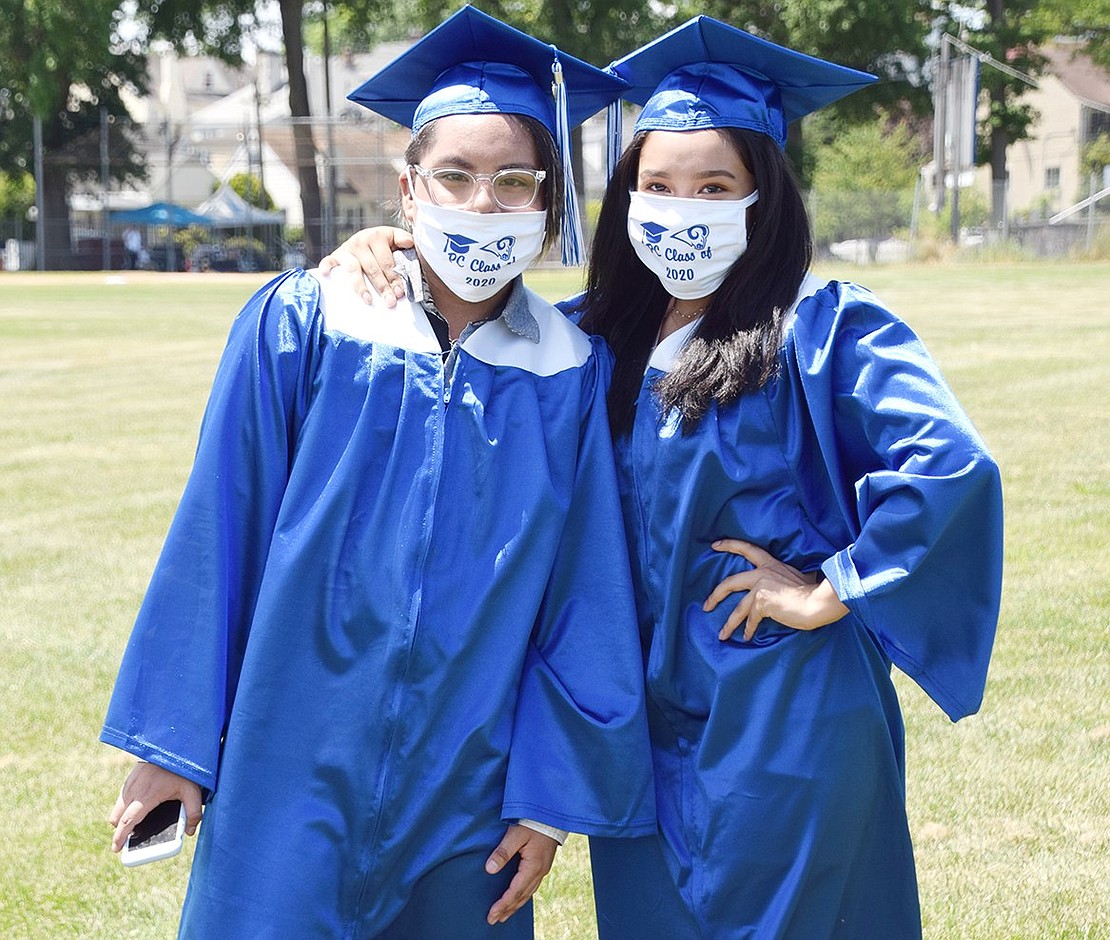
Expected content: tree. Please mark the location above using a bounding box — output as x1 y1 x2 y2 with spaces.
402 0 669 204
0 169 35 222
951 0 1048 228
1081 133 1110 199
674 0 935 181
404 0 665 76
228 171 275 210
303 2 412 55
811 119 922 259
0 0 146 267
134 0 394 262
1032 0 1110 72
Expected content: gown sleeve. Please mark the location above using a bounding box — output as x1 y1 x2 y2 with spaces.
99 270 323 790
794 282 1004 722
501 336 657 837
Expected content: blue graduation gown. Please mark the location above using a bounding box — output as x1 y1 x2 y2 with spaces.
579 277 1003 939
101 269 655 936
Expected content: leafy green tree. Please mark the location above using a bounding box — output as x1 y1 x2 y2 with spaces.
0 0 146 267
675 0 934 178
134 0 392 261
227 171 275 210
1032 0 1110 72
403 0 669 200
1082 133 1110 176
406 0 666 71
0 169 35 222
952 0 1049 228
303 2 412 55
811 119 922 259
1080 133 1110 200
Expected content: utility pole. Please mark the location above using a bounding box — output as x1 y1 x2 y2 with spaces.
950 41 962 244
322 3 338 252
932 36 949 219
33 115 45 271
101 106 111 271
164 120 177 272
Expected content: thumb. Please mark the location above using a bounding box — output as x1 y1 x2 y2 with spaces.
485 826 527 874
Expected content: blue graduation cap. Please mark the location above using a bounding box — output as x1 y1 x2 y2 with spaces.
606 15 877 163
638 221 669 245
347 5 629 264
442 232 478 255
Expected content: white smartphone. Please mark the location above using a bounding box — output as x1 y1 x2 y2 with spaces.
120 800 186 867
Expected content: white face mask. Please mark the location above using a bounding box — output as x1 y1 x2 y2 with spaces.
626 189 759 300
410 196 547 303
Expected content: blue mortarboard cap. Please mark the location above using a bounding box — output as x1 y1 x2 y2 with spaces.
347 5 627 265
347 5 625 136
608 16 877 149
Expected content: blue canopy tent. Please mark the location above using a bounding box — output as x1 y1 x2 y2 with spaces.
109 202 213 227
109 202 213 270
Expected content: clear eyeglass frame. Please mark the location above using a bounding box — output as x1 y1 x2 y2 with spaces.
408 164 547 210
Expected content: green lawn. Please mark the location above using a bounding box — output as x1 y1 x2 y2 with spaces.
0 263 1107 938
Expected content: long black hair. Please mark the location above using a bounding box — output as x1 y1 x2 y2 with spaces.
403 114 564 254
579 127 813 437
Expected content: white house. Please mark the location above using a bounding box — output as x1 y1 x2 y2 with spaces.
1007 40 1110 218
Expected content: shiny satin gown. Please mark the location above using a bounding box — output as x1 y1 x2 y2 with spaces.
582 276 1004 939
102 269 655 937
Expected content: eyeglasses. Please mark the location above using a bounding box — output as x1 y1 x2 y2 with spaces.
408 164 546 210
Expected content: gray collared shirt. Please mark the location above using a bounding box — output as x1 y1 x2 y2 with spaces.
392 249 540 384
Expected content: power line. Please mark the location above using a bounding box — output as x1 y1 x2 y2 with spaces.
943 34 1039 87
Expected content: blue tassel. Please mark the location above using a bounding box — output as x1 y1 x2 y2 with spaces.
551 51 584 266
606 98 623 183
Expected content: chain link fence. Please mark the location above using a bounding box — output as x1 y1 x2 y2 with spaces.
3 110 1107 272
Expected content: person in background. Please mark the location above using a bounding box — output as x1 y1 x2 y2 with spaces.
321 15 1004 939
101 8 654 938
122 225 142 270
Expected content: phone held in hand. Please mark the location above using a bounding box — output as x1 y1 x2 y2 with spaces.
120 800 186 867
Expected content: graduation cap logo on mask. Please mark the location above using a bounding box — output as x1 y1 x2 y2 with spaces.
347 4 630 265
639 221 669 245
442 232 478 256
604 15 877 172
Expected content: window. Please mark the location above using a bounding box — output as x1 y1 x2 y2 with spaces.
1083 105 1110 142
1045 166 1061 190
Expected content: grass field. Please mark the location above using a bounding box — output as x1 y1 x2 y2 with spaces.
1 262 1107 938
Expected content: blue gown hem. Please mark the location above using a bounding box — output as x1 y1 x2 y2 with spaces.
99 728 217 790
502 802 656 837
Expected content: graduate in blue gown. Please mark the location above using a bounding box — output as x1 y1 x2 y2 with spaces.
569 18 1005 939
101 8 654 938
321 16 1004 937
